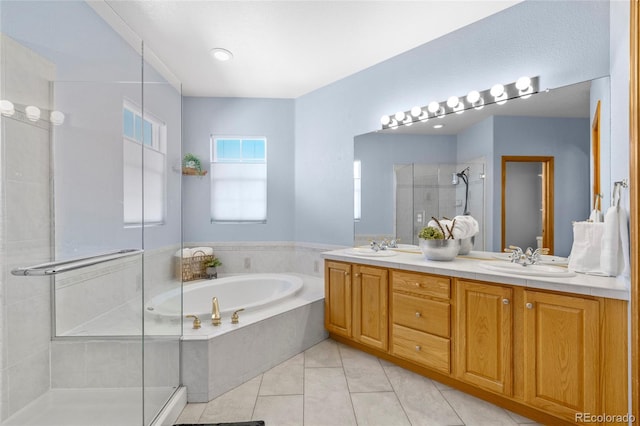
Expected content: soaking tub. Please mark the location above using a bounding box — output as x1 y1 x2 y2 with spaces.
145 273 304 317
145 272 327 403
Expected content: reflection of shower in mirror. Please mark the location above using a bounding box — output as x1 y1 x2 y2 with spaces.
453 167 471 215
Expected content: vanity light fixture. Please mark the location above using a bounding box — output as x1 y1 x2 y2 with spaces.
210 47 233 62
0 99 15 117
379 76 539 131
50 110 65 125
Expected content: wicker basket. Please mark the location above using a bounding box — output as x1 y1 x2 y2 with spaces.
175 250 214 282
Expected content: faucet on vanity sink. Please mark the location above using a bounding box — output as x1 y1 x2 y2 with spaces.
505 245 549 266
370 238 399 252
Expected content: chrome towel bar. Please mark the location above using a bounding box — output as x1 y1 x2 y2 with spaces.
11 248 144 276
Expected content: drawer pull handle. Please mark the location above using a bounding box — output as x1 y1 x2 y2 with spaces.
502 298 510 305
415 312 422 318
526 302 533 309
415 345 421 351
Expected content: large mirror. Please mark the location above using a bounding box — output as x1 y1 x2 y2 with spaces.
354 77 610 257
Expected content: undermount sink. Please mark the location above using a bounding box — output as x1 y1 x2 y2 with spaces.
479 261 576 278
346 247 398 257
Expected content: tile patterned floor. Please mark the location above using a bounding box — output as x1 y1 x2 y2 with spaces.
175 338 540 426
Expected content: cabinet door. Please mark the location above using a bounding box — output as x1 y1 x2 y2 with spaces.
324 261 352 337
456 280 513 395
523 290 599 419
353 265 388 351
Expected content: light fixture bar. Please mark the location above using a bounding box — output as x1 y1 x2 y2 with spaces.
380 76 539 130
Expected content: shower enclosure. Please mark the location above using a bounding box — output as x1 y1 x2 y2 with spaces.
1 2 182 425
394 162 485 248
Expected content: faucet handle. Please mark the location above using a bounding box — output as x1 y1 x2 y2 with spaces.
186 315 201 329
231 308 245 324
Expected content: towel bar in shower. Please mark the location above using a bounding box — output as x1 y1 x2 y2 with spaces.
10 248 144 276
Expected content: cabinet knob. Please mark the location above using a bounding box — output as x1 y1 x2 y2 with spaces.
344 271 349 276
414 282 421 288
354 273 361 277
502 298 510 305
415 312 422 318
526 302 533 309
415 345 421 351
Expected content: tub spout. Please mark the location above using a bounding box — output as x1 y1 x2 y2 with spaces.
211 297 221 326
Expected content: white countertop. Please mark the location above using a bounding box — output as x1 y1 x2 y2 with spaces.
322 248 630 301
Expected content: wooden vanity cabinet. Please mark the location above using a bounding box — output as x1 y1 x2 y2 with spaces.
390 271 452 373
522 290 600 420
455 280 513 396
324 261 352 338
324 260 628 426
324 261 388 350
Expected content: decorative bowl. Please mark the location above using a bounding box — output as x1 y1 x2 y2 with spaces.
418 238 460 261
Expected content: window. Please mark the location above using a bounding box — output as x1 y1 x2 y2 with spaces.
123 100 166 225
210 136 267 223
354 160 361 221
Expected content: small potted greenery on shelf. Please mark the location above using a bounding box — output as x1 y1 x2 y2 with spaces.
182 153 206 175
203 256 222 279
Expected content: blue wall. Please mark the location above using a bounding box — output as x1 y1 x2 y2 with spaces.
182 97 295 242
492 116 590 257
294 0 610 246
354 132 456 236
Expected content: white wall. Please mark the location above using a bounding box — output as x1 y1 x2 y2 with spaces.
295 0 610 246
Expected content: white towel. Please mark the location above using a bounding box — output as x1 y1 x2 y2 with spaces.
193 246 214 256
427 216 479 240
600 206 623 276
175 248 194 258
568 221 605 274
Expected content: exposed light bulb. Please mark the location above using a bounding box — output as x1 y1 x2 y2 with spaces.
490 84 505 97
50 110 65 125
0 99 15 117
466 90 480 104
25 105 41 122
395 111 405 121
410 106 422 118
446 96 459 108
516 76 531 91
380 115 391 126
427 101 440 113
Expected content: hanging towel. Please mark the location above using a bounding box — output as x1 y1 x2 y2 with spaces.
568 221 605 274
600 205 623 276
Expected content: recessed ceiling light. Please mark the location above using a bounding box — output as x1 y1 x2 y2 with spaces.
433 124 444 129
210 48 233 62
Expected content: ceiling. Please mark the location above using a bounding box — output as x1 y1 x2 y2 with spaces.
104 1 521 98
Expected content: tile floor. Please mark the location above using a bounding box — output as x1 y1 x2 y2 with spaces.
175 338 539 426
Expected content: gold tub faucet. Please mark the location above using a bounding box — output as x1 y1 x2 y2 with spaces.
211 297 221 326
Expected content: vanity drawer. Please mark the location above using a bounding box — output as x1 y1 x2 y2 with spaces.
392 324 450 373
392 271 450 299
393 293 450 338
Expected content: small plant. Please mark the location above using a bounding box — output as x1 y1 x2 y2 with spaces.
203 257 222 268
418 226 444 240
183 153 203 173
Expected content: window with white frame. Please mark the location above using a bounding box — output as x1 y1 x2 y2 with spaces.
210 136 267 223
122 100 167 225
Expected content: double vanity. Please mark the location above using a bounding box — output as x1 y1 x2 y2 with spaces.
322 247 628 426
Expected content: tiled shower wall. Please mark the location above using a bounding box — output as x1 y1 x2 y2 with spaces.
0 35 55 420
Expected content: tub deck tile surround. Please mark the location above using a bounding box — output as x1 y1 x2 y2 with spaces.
181 274 326 403
176 339 539 426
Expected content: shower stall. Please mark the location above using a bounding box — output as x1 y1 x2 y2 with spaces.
394 162 485 248
1 2 182 425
